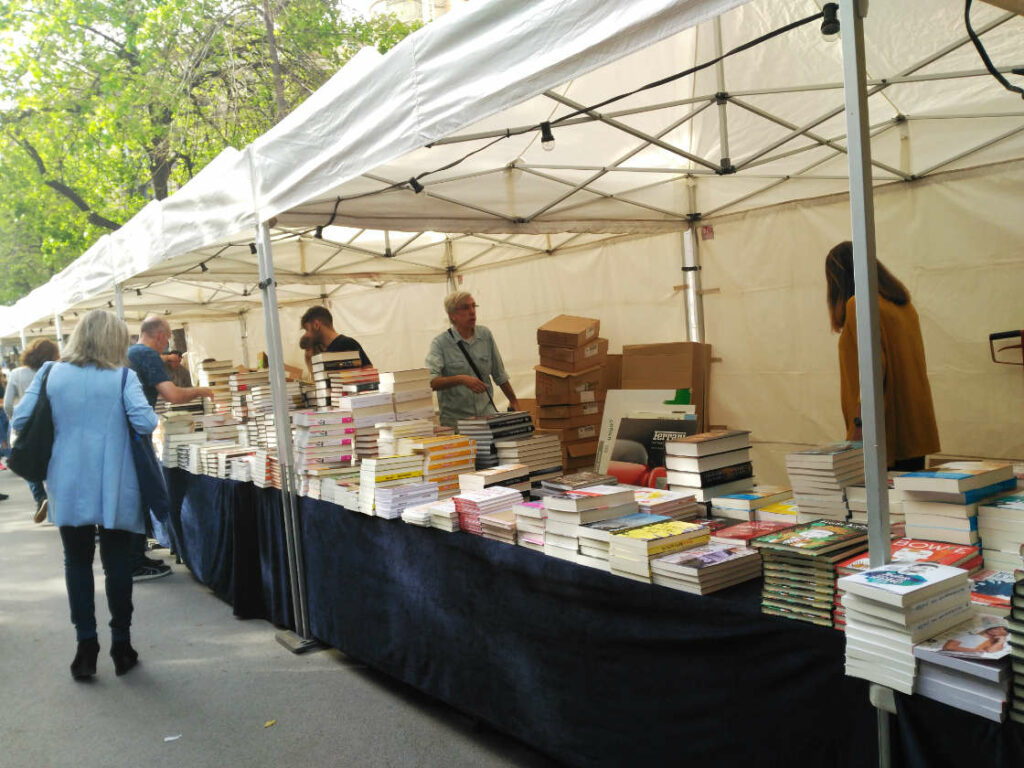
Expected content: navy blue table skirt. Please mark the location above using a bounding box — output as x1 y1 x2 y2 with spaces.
156 474 1024 767
160 469 293 629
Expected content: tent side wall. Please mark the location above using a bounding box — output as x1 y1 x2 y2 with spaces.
701 162 1024 485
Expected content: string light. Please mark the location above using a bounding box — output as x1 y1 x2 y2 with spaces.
540 122 555 152
821 3 840 42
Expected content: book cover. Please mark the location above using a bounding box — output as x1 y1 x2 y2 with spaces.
836 539 978 574
894 462 1015 493
971 570 1015 610
652 543 759 572
839 562 970 607
711 520 798 544
711 485 792 511
663 430 751 458
914 614 1010 661
751 519 866 553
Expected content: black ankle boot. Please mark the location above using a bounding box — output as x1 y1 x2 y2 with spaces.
110 641 139 676
70 638 100 681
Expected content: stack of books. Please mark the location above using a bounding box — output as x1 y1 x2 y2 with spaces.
196 359 235 414
338 391 395 460
542 484 637 565
377 418 434 457
754 499 801 524
650 543 762 594
400 501 435 527
578 511 671 568
215 447 255 479
229 454 255 482
664 430 755 503
632 488 701 521
357 455 423 515
479 509 517 544
534 315 607 472
838 562 972 694
227 370 270 420
250 449 276 488
785 442 865 522
494 433 563 491
609 519 709 583
846 472 907 528
459 464 531 494
914 614 1012 722
978 491 1024 573
200 413 245 445
710 520 799 548
710 485 793 522
292 410 354 475
452 486 523 535
374 481 439 521
1008 576 1024 725
428 498 460 532
895 461 1016 552
751 520 870 628
411 434 477 498
310 350 364 407
834 538 981 628
154 414 205 468
514 501 546 552
457 411 534 469
537 471 617 499
319 467 361 507
327 367 380 401
379 369 433 421
969 569 1016 616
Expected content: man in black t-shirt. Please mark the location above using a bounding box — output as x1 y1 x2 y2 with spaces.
300 306 372 367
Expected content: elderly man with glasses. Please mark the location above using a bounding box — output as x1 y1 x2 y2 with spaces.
426 291 519 428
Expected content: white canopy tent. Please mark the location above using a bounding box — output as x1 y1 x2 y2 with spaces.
1 0 1021 675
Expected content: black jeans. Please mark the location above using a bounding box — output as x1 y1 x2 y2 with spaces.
58 526 134 643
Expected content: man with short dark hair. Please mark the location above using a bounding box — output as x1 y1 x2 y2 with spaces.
128 316 214 581
300 306 372 367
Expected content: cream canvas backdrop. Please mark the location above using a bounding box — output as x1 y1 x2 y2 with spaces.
701 160 1024 485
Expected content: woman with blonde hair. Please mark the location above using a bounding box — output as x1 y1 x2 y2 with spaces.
825 241 939 470
5 337 61 521
12 310 157 680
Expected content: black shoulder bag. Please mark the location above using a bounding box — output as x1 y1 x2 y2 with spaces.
449 329 498 412
121 368 171 521
8 364 55 483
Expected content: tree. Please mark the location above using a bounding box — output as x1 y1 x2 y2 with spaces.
0 0 420 304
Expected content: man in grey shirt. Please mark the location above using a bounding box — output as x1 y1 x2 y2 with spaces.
426 291 519 428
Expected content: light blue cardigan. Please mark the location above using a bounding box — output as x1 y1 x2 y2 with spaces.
12 361 158 533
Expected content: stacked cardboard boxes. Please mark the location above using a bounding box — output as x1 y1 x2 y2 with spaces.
534 315 607 473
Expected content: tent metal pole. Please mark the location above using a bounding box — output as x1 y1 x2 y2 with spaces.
54 314 64 354
444 238 457 293
255 221 317 653
683 181 704 345
840 2 892 766
113 283 125 320
238 311 251 369
713 17 731 172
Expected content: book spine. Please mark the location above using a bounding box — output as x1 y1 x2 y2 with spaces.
699 462 754 486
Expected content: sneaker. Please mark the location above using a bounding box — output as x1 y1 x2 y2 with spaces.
132 562 172 582
0 492 8 501
142 554 166 567
34 499 48 524
146 540 167 552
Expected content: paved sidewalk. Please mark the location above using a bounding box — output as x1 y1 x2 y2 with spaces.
0 467 557 768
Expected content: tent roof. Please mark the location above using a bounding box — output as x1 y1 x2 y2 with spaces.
3 0 1022 337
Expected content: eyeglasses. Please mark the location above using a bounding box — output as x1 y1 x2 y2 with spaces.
456 303 479 311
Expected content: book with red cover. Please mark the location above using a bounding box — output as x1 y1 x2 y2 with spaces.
969 569 1014 611
711 520 799 547
835 538 980 576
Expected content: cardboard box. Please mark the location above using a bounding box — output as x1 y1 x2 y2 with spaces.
537 412 603 430
517 398 540 428
620 342 711 429
545 424 600 445
538 338 609 373
538 402 602 420
535 365 605 406
536 315 600 349
604 353 623 391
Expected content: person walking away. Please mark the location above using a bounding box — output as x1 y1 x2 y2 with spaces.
5 338 61 520
12 310 158 680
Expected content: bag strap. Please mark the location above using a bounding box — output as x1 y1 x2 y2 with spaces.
120 368 139 438
449 328 498 412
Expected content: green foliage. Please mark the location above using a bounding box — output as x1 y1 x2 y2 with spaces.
0 0 421 305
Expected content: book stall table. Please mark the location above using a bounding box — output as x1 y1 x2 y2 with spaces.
156 472 1024 767
158 469 294 629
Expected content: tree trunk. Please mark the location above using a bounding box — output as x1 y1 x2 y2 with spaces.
262 0 288 122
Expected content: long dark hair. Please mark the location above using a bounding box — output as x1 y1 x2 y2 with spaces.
825 241 910 332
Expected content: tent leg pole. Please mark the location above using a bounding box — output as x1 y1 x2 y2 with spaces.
239 310 251 369
19 328 26 352
684 183 705 344
255 222 318 654
840 0 893 762
54 313 64 354
114 283 125 321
